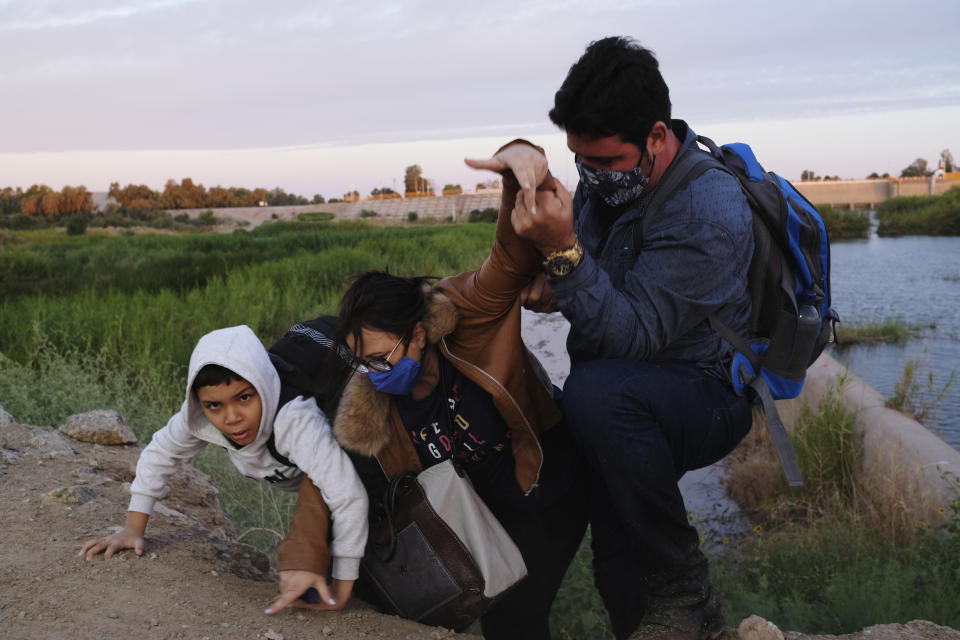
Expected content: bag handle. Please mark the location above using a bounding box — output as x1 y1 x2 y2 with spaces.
368 348 464 563
436 352 466 478
370 473 413 563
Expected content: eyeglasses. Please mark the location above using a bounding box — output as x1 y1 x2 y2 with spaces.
363 335 405 372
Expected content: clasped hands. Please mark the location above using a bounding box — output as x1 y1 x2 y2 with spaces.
465 143 576 313
465 143 576 256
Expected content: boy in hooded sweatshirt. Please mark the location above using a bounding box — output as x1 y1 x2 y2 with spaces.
80 325 368 611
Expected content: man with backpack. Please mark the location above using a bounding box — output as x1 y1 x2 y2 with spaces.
467 36 756 639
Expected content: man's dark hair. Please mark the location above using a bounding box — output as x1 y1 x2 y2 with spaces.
192 364 245 394
336 271 433 354
549 36 671 150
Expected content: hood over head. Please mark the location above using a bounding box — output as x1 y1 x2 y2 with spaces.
184 325 280 446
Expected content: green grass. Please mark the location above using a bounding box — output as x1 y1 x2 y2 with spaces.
0 222 493 299
834 317 926 346
875 186 960 236
0 225 494 382
712 508 960 633
717 381 960 633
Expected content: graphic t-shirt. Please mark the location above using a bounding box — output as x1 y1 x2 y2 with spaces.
395 354 509 470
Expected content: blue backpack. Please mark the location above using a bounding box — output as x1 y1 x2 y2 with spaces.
636 135 840 486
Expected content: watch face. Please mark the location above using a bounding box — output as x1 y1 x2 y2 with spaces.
548 256 574 276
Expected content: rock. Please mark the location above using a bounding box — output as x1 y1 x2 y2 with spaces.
42 485 102 505
28 428 76 459
739 615 785 640
0 405 14 427
207 539 273 582
263 630 285 640
1 447 20 465
60 410 138 445
154 503 187 519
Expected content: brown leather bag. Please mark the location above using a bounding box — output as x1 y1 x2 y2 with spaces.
361 459 527 630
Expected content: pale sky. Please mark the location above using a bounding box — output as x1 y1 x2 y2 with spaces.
2 0 958 198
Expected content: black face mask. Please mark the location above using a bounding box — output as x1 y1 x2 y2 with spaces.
575 152 655 207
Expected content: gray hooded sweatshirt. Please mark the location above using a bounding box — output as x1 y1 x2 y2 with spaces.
128 325 368 580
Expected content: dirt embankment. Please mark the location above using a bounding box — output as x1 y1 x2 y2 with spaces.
0 414 479 640
1 411 957 640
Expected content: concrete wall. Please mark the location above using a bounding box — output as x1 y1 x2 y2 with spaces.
793 177 960 208
163 175 960 225
170 192 506 226
777 353 960 518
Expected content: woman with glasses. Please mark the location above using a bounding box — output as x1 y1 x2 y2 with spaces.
276 162 588 640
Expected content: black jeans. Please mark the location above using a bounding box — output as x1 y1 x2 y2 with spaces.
473 421 590 640
560 360 752 640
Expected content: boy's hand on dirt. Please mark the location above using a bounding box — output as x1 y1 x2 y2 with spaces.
267 570 336 615
79 528 145 560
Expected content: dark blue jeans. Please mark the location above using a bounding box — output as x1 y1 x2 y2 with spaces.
560 359 753 639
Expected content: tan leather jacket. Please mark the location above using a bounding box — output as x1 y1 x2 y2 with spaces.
278 157 563 574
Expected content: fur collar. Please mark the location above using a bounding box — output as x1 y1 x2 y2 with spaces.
332 288 458 456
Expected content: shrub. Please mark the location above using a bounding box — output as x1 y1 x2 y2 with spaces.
407 211 419 222
468 207 498 223
1 213 48 230
194 210 217 226
64 214 89 236
816 205 871 239
875 186 960 236
296 212 334 223
359 209 378 218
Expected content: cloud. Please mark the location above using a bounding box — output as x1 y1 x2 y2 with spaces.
0 0 207 31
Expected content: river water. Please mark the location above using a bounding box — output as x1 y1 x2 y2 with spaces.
830 235 960 452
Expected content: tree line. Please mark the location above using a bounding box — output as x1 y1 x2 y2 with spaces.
0 180 327 220
108 179 325 211
1 185 95 221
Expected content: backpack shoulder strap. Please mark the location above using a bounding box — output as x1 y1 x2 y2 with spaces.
633 146 725 251
265 430 294 468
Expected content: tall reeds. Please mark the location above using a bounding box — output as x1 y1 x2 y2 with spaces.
0 223 495 435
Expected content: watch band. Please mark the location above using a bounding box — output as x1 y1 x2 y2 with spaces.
542 239 584 277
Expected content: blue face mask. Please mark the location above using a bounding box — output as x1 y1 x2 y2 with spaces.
575 153 654 208
367 356 422 395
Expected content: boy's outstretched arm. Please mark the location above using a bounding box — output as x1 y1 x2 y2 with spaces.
79 511 149 560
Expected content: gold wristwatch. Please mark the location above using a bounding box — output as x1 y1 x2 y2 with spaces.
542 239 584 277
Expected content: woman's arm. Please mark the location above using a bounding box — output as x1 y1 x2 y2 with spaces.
445 140 562 320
